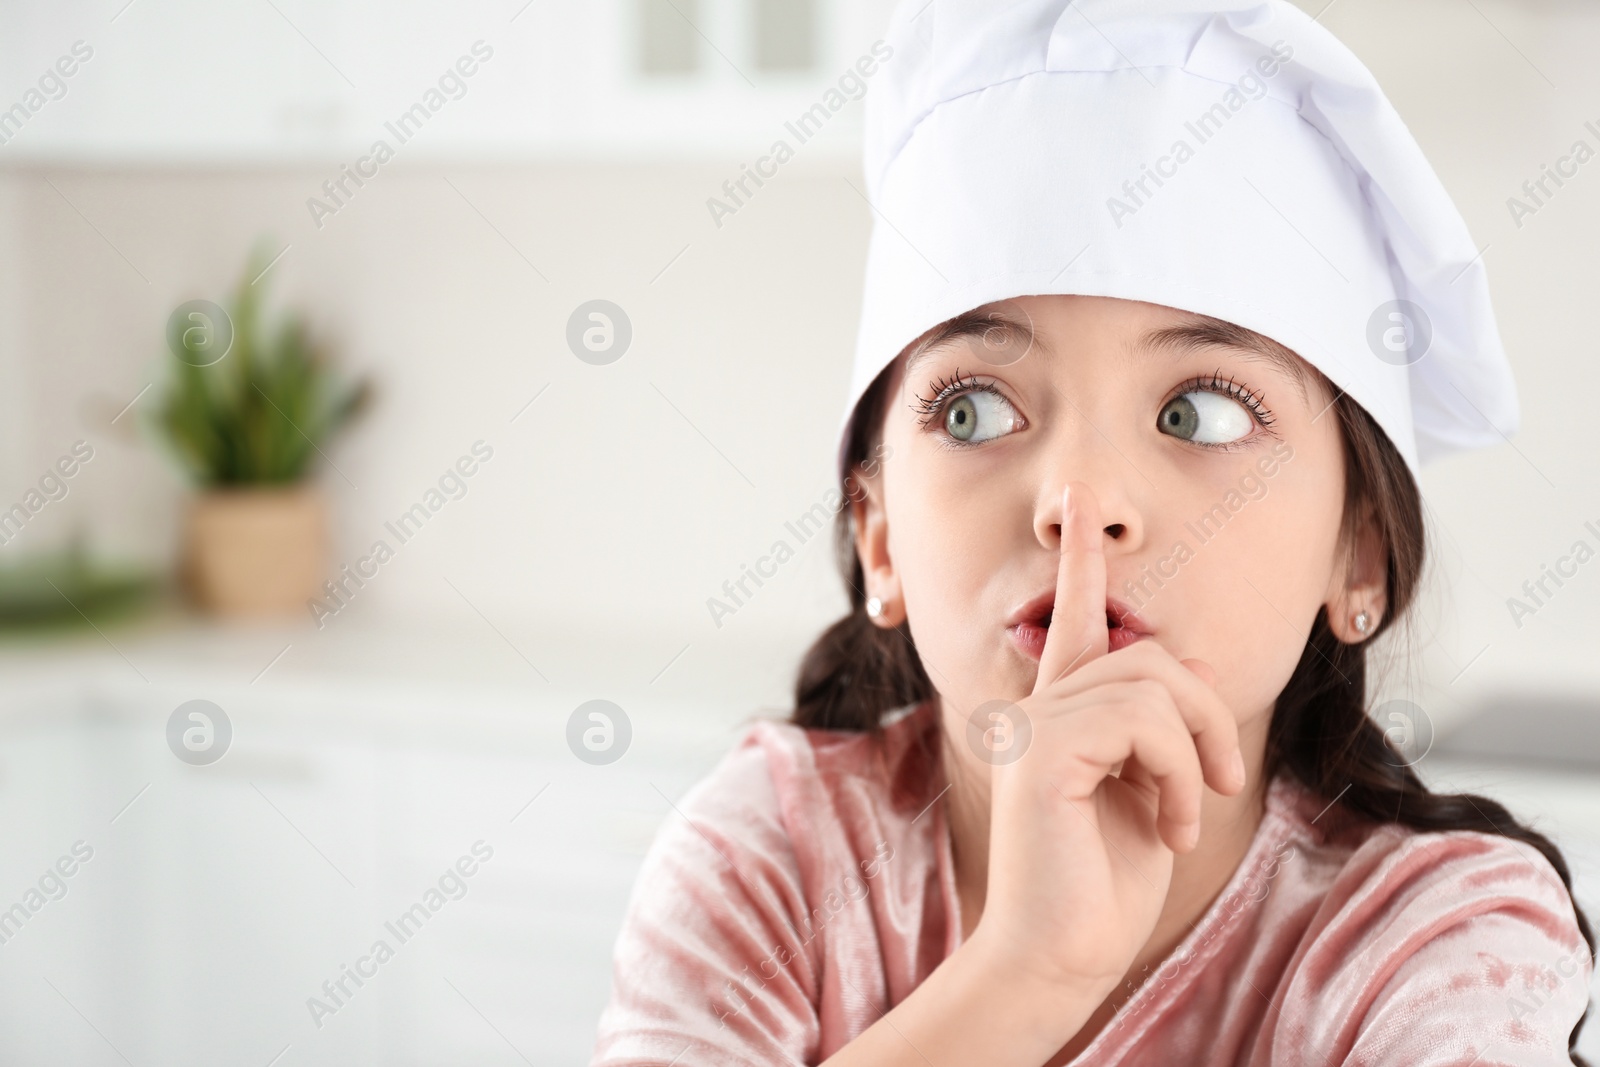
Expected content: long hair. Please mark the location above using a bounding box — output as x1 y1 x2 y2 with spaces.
792 339 1594 1060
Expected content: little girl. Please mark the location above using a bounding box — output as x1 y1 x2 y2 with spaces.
592 2 1594 1064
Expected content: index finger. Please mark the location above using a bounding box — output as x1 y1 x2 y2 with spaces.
1034 481 1109 696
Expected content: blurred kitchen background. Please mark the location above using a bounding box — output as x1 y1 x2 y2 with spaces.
0 0 1597 1063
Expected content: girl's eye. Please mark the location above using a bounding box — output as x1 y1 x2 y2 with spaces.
1157 390 1256 445
935 387 1023 445
1157 372 1276 446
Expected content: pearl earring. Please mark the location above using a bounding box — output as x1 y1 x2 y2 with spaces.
866 596 883 619
1354 610 1371 635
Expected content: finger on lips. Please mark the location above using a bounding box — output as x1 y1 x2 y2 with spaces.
1034 481 1110 697
1023 482 1246 852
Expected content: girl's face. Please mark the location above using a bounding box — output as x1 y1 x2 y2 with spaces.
854 294 1381 763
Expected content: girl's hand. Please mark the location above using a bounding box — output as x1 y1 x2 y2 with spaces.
967 482 1247 999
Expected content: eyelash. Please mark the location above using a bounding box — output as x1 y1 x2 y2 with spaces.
909 366 1277 450
910 367 1012 449
1165 369 1278 449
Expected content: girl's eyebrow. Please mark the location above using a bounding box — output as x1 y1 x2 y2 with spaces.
1139 316 1312 405
905 307 1314 406
904 308 1045 379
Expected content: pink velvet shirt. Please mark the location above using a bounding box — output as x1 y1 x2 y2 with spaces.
590 700 1593 1065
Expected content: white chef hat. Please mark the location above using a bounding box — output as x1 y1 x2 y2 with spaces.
838 0 1517 485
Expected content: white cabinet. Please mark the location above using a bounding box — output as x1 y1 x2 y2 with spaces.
0 0 897 164
0 673 730 1064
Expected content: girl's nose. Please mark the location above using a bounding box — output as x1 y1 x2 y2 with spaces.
1035 454 1143 554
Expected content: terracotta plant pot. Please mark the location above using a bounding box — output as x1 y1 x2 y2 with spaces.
184 485 328 618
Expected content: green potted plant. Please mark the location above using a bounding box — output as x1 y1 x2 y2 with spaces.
151 242 372 618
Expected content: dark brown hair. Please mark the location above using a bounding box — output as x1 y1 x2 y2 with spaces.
792 331 1594 1059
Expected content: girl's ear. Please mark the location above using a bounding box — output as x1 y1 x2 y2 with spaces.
850 464 905 628
1326 508 1389 644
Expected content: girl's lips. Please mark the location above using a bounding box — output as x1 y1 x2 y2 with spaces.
1008 620 1051 661
1007 619 1149 660
1005 596 1151 662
